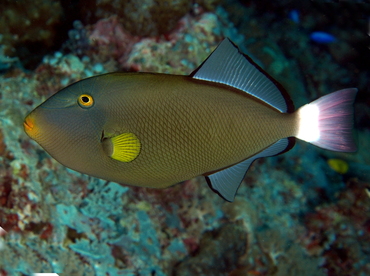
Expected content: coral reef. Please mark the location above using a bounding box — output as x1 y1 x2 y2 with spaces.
0 1 369 276
81 0 222 37
116 0 192 37
303 178 370 275
87 16 139 69
123 12 223 74
0 0 63 55
0 45 18 72
175 222 248 276
0 0 68 70
63 20 91 57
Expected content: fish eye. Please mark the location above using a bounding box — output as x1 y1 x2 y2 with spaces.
78 94 94 108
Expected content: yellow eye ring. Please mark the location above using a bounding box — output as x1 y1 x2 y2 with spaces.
78 94 94 108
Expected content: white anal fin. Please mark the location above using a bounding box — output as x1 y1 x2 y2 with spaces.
206 138 289 202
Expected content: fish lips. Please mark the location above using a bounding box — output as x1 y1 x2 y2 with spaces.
23 111 38 139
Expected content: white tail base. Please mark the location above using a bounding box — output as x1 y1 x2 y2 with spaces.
294 88 357 152
297 103 320 142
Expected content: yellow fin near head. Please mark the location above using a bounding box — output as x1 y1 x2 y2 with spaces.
108 132 141 163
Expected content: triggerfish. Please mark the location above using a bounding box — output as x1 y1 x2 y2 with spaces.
24 39 357 201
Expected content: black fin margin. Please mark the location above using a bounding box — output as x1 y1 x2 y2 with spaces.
228 39 295 113
205 176 235 202
276 137 296 156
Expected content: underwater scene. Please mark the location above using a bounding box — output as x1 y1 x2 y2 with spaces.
0 0 370 275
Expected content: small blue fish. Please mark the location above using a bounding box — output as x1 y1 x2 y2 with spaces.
310 31 336 44
289 10 300 23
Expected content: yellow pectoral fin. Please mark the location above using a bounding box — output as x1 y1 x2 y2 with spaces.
104 132 141 162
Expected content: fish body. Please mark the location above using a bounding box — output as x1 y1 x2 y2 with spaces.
24 39 356 201
310 31 336 44
289 9 300 23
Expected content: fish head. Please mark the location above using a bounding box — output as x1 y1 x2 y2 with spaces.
24 76 108 170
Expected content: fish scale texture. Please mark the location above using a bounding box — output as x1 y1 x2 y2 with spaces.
96 73 295 187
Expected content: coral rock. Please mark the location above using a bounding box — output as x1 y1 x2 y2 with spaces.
89 0 192 37
174 222 247 276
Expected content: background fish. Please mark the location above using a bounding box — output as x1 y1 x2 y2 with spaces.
310 31 337 44
24 39 357 201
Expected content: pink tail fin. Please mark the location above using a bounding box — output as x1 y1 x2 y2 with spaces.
296 88 357 152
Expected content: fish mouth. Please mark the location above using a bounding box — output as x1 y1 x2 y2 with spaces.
23 115 34 132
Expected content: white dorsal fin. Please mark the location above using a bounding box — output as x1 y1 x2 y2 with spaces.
192 38 288 112
206 138 289 201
